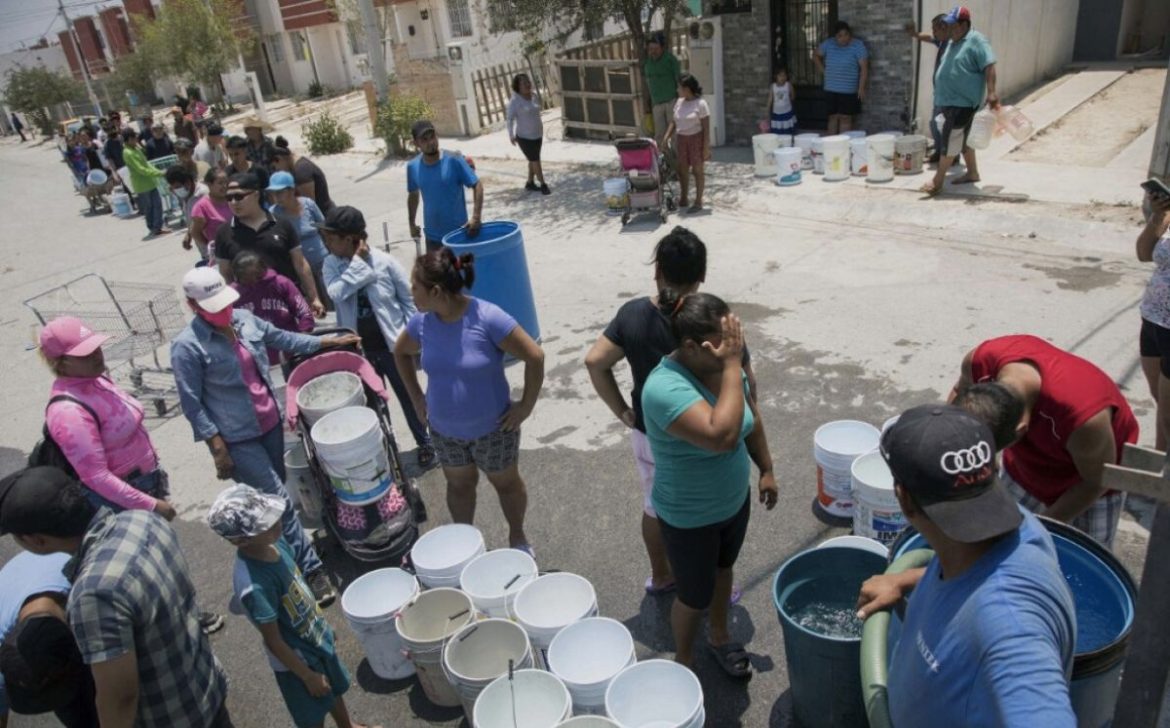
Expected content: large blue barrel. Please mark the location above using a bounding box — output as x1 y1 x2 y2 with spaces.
441 221 540 342
889 521 1136 728
773 546 886 728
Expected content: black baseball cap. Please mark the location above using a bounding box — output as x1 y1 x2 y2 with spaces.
207 122 224 137
229 172 264 191
0 467 72 536
411 120 436 139
880 404 1021 543
316 205 366 235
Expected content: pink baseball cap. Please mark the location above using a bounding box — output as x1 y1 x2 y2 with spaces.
39 317 110 359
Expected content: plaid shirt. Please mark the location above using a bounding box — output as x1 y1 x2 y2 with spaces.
65 508 228 727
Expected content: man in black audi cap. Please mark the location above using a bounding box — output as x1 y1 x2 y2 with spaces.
855 404 1076 728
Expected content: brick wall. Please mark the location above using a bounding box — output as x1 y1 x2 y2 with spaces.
389 43 461 136
707 3 771 144
837 0 915 133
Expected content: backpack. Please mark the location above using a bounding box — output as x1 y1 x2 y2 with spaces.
28 395 101 479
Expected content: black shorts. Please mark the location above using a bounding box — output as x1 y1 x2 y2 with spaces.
658 494 751 610
939 106 977 157
1140 318 1170 377
825 91 861 116
516 136 542 162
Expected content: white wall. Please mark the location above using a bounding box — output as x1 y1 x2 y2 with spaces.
305 25 349 90
913 0 1080 137
0 45 71 86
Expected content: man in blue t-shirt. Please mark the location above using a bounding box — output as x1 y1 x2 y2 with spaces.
857 405 1076 728
813 21 869 134
406 120 484 252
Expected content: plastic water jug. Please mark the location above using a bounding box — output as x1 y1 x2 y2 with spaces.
995 105 1034 142
966 109 997 150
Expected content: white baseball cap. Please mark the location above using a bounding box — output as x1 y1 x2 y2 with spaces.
182 267 240 313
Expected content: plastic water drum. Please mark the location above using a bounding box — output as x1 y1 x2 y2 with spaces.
474 669 572 728
605 660 704 728
774 147 803 186
811 136 826 174
296 371 364 426
460 548 538 618
813 421 880 519
865 135 897 183
310 406 392 506
547 618 636 715
821 135 851 182
396 588 477 707
411 523 486 588
444 619 534 722
818 535 889 559
604 178 628 215
283 445 323 524
110 193 133 218
443 221 541 342
341 568 419 680
849 138 868 176
894 135 927 175
794 133 819 170
512 573 598 667
752 133 783 177
850 449 905 545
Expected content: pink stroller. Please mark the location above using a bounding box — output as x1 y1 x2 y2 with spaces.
614 137 675 226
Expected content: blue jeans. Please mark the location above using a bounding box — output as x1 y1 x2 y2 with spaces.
85 469 169 511
227 425 324 575
138 188 163 233
368 349 432 449
929 106 944 159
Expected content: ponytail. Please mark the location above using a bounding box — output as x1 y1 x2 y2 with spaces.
416 247 475 293
660 291 728 342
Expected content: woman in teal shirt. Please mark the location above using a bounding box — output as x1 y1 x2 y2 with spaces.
641 292 777 679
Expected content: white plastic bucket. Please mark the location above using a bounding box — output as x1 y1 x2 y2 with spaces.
850 138 868 176
460 548 539 618
774 147 803 186
283 444 323 524
110 193 133 218
604 178 628 215
310 406 392 506
895 134 927 175
444 618 534 722
605 659 704 728
814 420 881 519
557 718 621 727
794 133 819 170
822 135 850 182
865 134 896 183
966 109 997 150
86 169 109 186
752 133 783 177
512 573 599 657
411 524 487 588
395 587 476 707
296 371 364 425
341 568 420 680
818 535 889 559
473 669 572 728
881 414 900 433
877 130 905 139
811 136 826 174
851 449 906 545
843 130 866 140
547 618 636 716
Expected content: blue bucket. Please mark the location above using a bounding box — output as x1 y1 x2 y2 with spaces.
889 520 1136 727
773 546 886 728
442 221 541 343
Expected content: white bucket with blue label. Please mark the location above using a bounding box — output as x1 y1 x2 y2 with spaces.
774 147 803 186
850 449 906 545
310 406 392 506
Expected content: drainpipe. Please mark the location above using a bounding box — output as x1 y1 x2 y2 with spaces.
907 0 923 133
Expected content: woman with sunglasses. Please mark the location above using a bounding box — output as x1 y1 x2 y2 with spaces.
213 172 325 318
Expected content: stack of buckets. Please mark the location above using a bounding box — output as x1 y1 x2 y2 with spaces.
752 133 790 178
866 135 897 183
306 375 395 507
341 523 701 728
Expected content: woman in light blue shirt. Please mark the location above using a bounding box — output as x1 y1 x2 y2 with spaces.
267 171 330 308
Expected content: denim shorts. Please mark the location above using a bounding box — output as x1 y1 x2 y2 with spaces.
431 426 520 473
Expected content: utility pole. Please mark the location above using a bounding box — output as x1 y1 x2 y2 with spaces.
1150 55 1170 180
356 0 389 102
58 0 104 117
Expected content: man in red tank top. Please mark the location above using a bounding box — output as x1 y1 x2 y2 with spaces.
950 334 1138 547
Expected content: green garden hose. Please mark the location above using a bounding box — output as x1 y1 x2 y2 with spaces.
859 549 935 728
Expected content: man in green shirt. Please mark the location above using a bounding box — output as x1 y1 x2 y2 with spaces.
121 128 171 237
643 32 681 146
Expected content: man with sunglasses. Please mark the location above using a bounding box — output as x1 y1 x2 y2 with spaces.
406 120 484 252
213 173 325 318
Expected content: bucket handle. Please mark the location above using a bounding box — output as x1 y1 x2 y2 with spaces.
504 573 521 590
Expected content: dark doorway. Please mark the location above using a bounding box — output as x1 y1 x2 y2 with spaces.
1073 0 1121 61
770 0 837 130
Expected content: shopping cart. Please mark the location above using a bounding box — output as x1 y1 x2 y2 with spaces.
149 154 183 226
23 274 188 415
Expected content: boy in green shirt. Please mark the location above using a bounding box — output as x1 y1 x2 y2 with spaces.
120 128 171 237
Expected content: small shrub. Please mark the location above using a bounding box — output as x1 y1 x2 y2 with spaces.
375 94 434 157
302 111 353 155
307 80 326 98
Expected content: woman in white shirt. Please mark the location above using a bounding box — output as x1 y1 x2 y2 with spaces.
664 74 711 214
507 74 550 195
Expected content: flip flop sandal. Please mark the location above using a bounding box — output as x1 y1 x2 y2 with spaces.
919 183 941 197
708 641 752 680
645 576 678 595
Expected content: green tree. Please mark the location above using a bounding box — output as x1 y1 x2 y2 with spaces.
133 0 256 91
2 66 83 134
106 49 159 104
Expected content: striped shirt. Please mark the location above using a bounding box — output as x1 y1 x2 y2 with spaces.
818 38 868 94
66 508 228 727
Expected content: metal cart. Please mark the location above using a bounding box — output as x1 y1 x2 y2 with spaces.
23 274 188 415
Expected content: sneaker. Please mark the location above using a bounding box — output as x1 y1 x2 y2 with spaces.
417 444 437 469
306 569 337 608
525 181 539 192
540 183 551 195
199 611 225 635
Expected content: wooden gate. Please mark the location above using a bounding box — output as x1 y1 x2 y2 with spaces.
770 0 837 129
471 56 556 130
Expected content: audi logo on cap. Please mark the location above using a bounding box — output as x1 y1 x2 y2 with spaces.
939 441 992 475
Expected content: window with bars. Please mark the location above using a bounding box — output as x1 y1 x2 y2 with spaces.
290 31 309 61
487 0 517 32
267 34 285 63
447 0 473 38
346 20 367 55
582 16 605 41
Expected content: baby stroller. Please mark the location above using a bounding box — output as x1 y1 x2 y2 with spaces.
614 136 675 226
286 336 427 563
